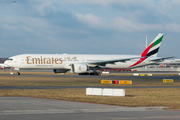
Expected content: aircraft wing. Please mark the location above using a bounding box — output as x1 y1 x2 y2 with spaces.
87 57 142 66
149 56 175 61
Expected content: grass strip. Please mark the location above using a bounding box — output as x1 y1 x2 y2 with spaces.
1 75 180 87
0 88 180 109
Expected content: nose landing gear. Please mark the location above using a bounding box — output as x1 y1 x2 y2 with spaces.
13 68 20 75
16 72 20 75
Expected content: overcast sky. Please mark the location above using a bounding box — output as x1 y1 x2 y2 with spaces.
0 0 180 58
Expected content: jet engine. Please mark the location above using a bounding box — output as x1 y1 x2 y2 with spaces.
71 63 89 73
53 69 69 73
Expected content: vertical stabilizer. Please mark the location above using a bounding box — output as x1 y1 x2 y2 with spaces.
129 33 163 68
141 33 163 57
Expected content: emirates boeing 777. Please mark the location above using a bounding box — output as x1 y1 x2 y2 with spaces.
4 33 173 75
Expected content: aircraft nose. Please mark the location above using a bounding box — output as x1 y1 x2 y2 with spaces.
4 60 10 67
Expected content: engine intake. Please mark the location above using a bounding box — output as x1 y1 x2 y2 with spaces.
53 69 69 73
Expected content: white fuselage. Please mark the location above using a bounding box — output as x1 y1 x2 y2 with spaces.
4 54 155 70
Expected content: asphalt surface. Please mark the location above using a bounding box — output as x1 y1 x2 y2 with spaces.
0 97 180 120
1 73 180 80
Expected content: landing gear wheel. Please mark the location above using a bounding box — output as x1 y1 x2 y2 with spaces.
78 72 101 76
17 72 20 75
90 72 101 76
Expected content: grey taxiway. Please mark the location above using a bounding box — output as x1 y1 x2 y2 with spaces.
0 97 180 120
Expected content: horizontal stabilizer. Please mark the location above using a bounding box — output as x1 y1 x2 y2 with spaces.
150 56 175 62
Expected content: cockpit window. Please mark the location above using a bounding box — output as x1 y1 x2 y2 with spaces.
7 59 13 61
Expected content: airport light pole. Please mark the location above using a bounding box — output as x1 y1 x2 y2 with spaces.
144 34 148 69
145 34 148 48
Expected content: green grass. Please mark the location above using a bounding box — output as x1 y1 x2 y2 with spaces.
0 88 180 109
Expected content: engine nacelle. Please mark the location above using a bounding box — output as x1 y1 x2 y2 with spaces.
53 69 69 73
71 63 89 73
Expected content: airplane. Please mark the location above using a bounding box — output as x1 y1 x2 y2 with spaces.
4 33 173 75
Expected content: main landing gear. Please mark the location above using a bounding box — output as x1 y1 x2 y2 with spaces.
78 72 101 76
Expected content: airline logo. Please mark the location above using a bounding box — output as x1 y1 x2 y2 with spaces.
26 56 63 64
129 34 163 67
79 66 82 71
26 56 78 64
